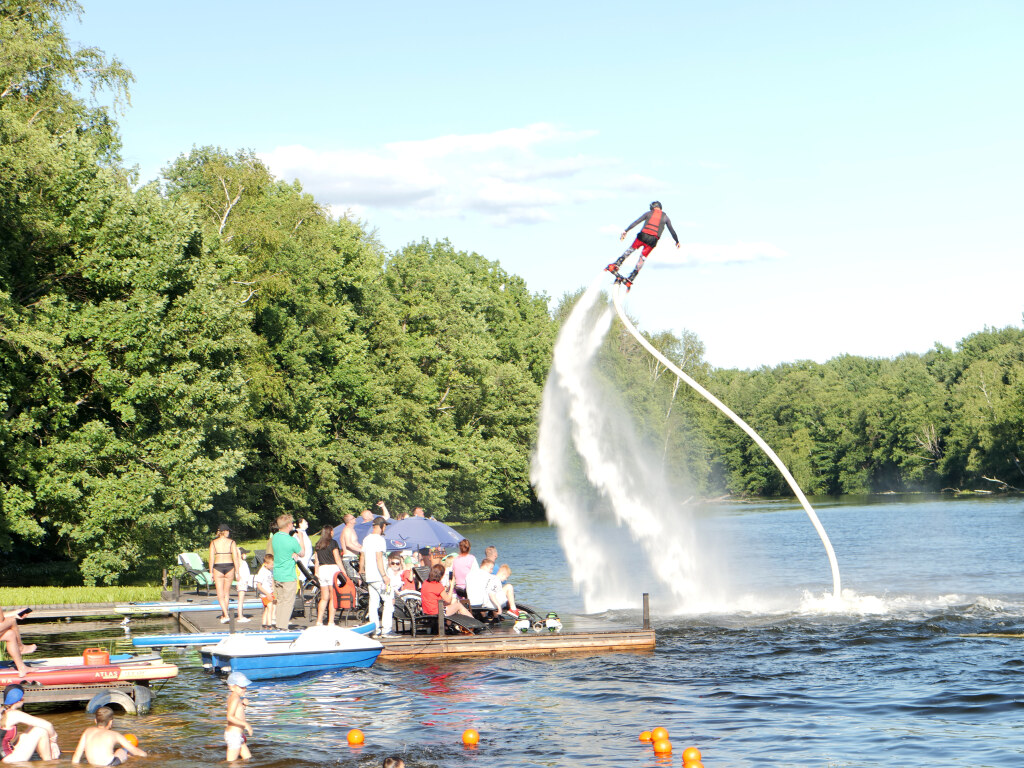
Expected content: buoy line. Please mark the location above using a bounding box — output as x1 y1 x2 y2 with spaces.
611 282 842 599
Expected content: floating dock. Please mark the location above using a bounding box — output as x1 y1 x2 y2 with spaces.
161 595 656 660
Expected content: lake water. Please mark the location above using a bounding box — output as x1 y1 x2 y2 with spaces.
30 495 1024 767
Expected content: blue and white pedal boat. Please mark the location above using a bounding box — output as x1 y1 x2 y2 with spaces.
200 625 383 680
134 621 374 648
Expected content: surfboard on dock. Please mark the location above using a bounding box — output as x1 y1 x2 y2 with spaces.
115 600 265 615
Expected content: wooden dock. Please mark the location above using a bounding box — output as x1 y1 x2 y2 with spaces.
172 596 656 660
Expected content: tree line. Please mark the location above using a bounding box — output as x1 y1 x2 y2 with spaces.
2 2 1022 584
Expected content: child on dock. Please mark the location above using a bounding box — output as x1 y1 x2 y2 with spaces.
224 672 253 761
255 554 275 629
71 706 146 766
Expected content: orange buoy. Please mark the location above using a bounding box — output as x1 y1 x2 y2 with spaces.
124 734 138 747
652 739 672 754
682 746 702 764
462 728 480 746
639 730 653 742
650 726 669 742
346 729 364 746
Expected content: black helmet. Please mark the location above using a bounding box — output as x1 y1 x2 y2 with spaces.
649 201 662 210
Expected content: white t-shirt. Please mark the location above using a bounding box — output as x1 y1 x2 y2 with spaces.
236 559 254 590
362 533 386 583
255 565 274 596
482 574 507 610
465 566 488 606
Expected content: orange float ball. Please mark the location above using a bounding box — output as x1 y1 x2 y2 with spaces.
462 728 480 746
124 734 138 747
639 731 653 742
346 729 364 746
650 726 669 742
682 746 702 764
652 739 672 754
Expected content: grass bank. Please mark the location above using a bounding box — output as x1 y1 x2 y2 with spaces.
0 586 162 606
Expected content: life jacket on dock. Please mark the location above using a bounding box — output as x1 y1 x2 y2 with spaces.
334 570 357 611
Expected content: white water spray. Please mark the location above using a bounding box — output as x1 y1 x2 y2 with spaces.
533 276 842 613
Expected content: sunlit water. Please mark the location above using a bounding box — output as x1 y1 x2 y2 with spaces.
30 495 1024 767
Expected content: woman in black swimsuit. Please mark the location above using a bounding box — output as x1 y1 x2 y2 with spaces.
209 524 241 624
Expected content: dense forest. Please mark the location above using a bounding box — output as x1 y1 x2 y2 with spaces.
2 2 1022 584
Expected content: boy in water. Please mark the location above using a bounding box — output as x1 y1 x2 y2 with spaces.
71 706 146 766
255 553 275 629
224 671 253 761
382 758 405 768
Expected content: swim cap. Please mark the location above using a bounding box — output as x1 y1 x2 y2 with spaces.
3 685 24 706
226 672 251 688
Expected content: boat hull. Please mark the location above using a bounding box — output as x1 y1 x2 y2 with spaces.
206 648 382 680
0 657 178 687
200 625 382 680
134 621 375 648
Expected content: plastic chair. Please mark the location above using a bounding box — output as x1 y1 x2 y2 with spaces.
177 552 213 596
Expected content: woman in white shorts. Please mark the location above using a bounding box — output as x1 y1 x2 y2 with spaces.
313 525 344 626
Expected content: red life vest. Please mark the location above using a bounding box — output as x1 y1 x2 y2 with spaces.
641 208 663 238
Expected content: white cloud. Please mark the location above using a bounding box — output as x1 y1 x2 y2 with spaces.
259 123 611 226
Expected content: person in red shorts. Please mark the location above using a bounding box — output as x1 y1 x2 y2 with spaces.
606 201 680 290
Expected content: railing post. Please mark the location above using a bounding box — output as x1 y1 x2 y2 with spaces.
642 593 650 630
438 609 444 637
172 577 180 601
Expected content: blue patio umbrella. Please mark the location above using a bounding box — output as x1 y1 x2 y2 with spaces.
382 517 463 552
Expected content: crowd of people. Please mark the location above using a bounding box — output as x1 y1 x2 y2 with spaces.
0 504 506 766
201 505 521 637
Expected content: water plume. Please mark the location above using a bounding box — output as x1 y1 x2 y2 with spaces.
532 278 716 613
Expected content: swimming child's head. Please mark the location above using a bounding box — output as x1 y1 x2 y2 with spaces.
94 706 115 728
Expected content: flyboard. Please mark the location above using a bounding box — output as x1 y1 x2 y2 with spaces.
610 279 842 599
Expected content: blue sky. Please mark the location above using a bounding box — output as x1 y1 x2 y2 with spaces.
71 1 1023 369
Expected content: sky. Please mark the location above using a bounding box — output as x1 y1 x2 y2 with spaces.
69 1 1023 369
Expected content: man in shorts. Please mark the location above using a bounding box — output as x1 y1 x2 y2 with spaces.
606 201 681 290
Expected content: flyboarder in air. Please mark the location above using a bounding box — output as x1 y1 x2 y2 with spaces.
606 201 680 290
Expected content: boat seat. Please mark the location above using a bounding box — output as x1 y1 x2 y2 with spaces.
177 553 213 596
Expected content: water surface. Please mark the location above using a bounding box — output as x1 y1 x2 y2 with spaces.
31 495 1024 767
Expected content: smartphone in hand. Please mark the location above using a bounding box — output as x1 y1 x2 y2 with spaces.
16 607 32 618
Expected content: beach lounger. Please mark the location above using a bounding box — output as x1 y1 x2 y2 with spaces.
177 552 213 596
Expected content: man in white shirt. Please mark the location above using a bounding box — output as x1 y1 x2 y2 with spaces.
465 558 494 608
359 517 389 635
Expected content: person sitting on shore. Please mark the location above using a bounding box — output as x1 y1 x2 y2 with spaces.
420 564 473 620
0 609 34 678
0 684 59 762
71 706 146 766
483 564 519 617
